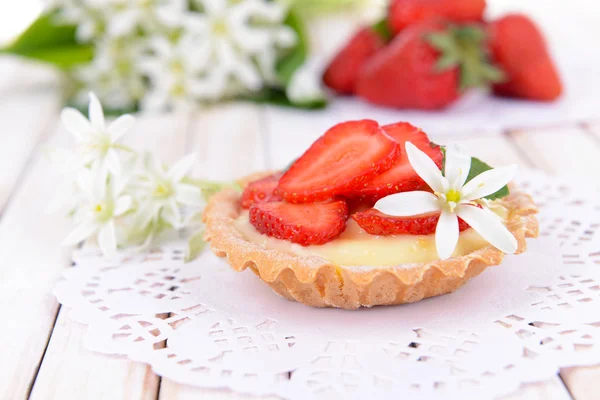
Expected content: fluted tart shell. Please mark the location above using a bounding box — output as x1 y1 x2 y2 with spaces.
203 172 539 309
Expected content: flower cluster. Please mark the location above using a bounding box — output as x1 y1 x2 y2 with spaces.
54 92 205 256
375 143 518 259
50 0 301 111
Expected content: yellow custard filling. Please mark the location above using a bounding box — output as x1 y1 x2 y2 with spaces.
234 205 509 267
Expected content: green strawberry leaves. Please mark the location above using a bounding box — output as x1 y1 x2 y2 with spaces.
426 24 506 90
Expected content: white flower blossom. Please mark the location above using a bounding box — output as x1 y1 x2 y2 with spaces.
184 0 297 97
51 0 108 42
139 35 213 110
134 154 203 230
62 169 133 255
61 92 135 176
375 143 518 260
105 0 190 37
73 38 147 110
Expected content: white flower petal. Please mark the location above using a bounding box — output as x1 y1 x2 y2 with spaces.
135 202 160 229
162 200 182 229
91 164 107 200
108 114 135 142
98 221 117 256
234 59 263 91
405 142 445 193
114 195 132 216
105 149 122 176
435 209 459 260
275 27 297 48
155 6 181 27
444 143 471 189
107 10 137 37
62 221 98 246
168 154 196 181
176 183 202 206
88 92 105 130
457 205 518 254
374 191 440 217
462 165 518 201
61 108 92 140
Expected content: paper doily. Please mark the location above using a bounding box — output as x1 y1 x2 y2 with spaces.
54 170 600 399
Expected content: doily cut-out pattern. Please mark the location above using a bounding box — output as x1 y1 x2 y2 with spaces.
54 170 600 399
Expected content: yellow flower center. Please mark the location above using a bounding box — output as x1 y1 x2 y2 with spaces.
93 202 113 222
170 59 184 75
153 182 173 198
446 189 461 203
212 19 228 36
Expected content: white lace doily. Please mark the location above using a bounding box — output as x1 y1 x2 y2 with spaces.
54 170 600 399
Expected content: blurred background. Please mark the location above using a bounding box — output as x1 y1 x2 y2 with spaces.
0 0 599 136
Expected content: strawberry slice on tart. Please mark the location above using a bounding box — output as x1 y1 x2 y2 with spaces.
352 208 472 235
277 119 401 203
240 173 282 209
249 200 349 246
351 122 443 202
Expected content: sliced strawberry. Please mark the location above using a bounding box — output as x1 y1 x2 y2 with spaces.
352 208 471 236
278 120 401 203
346 197 377 215
352 122 443 202
249 200 349 246
240 173 282 209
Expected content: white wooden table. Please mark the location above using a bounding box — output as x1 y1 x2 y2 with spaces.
0 57 599 400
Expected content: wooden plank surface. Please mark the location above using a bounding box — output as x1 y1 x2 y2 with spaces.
0 120 72 399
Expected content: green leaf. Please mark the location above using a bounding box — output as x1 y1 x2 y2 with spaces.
465 157 509 200
243 87 326 109
2 12 93 68
371 18 392 42
276 10 308 86
185 228 207 262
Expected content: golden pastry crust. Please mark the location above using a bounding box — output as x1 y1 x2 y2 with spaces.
203 173 539 309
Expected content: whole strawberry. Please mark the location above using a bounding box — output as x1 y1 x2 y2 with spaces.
488 14 562 101
356 21 503 110
323 27 385 94
388 0 486 35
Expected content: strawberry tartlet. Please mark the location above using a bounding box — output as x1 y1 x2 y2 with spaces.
203 120 538 309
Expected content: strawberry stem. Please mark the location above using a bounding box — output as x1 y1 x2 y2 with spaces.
426 24 506 91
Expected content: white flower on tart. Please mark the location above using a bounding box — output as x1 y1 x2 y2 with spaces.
373 142 518 260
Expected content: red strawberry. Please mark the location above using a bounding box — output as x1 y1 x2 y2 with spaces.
240 173 282 209
277 120 401 203
323 27 385 95
352 122 443 202
356 21 503 110
388 0 486 35
488 14 562 101
249 200 349 246
352 208 471 236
